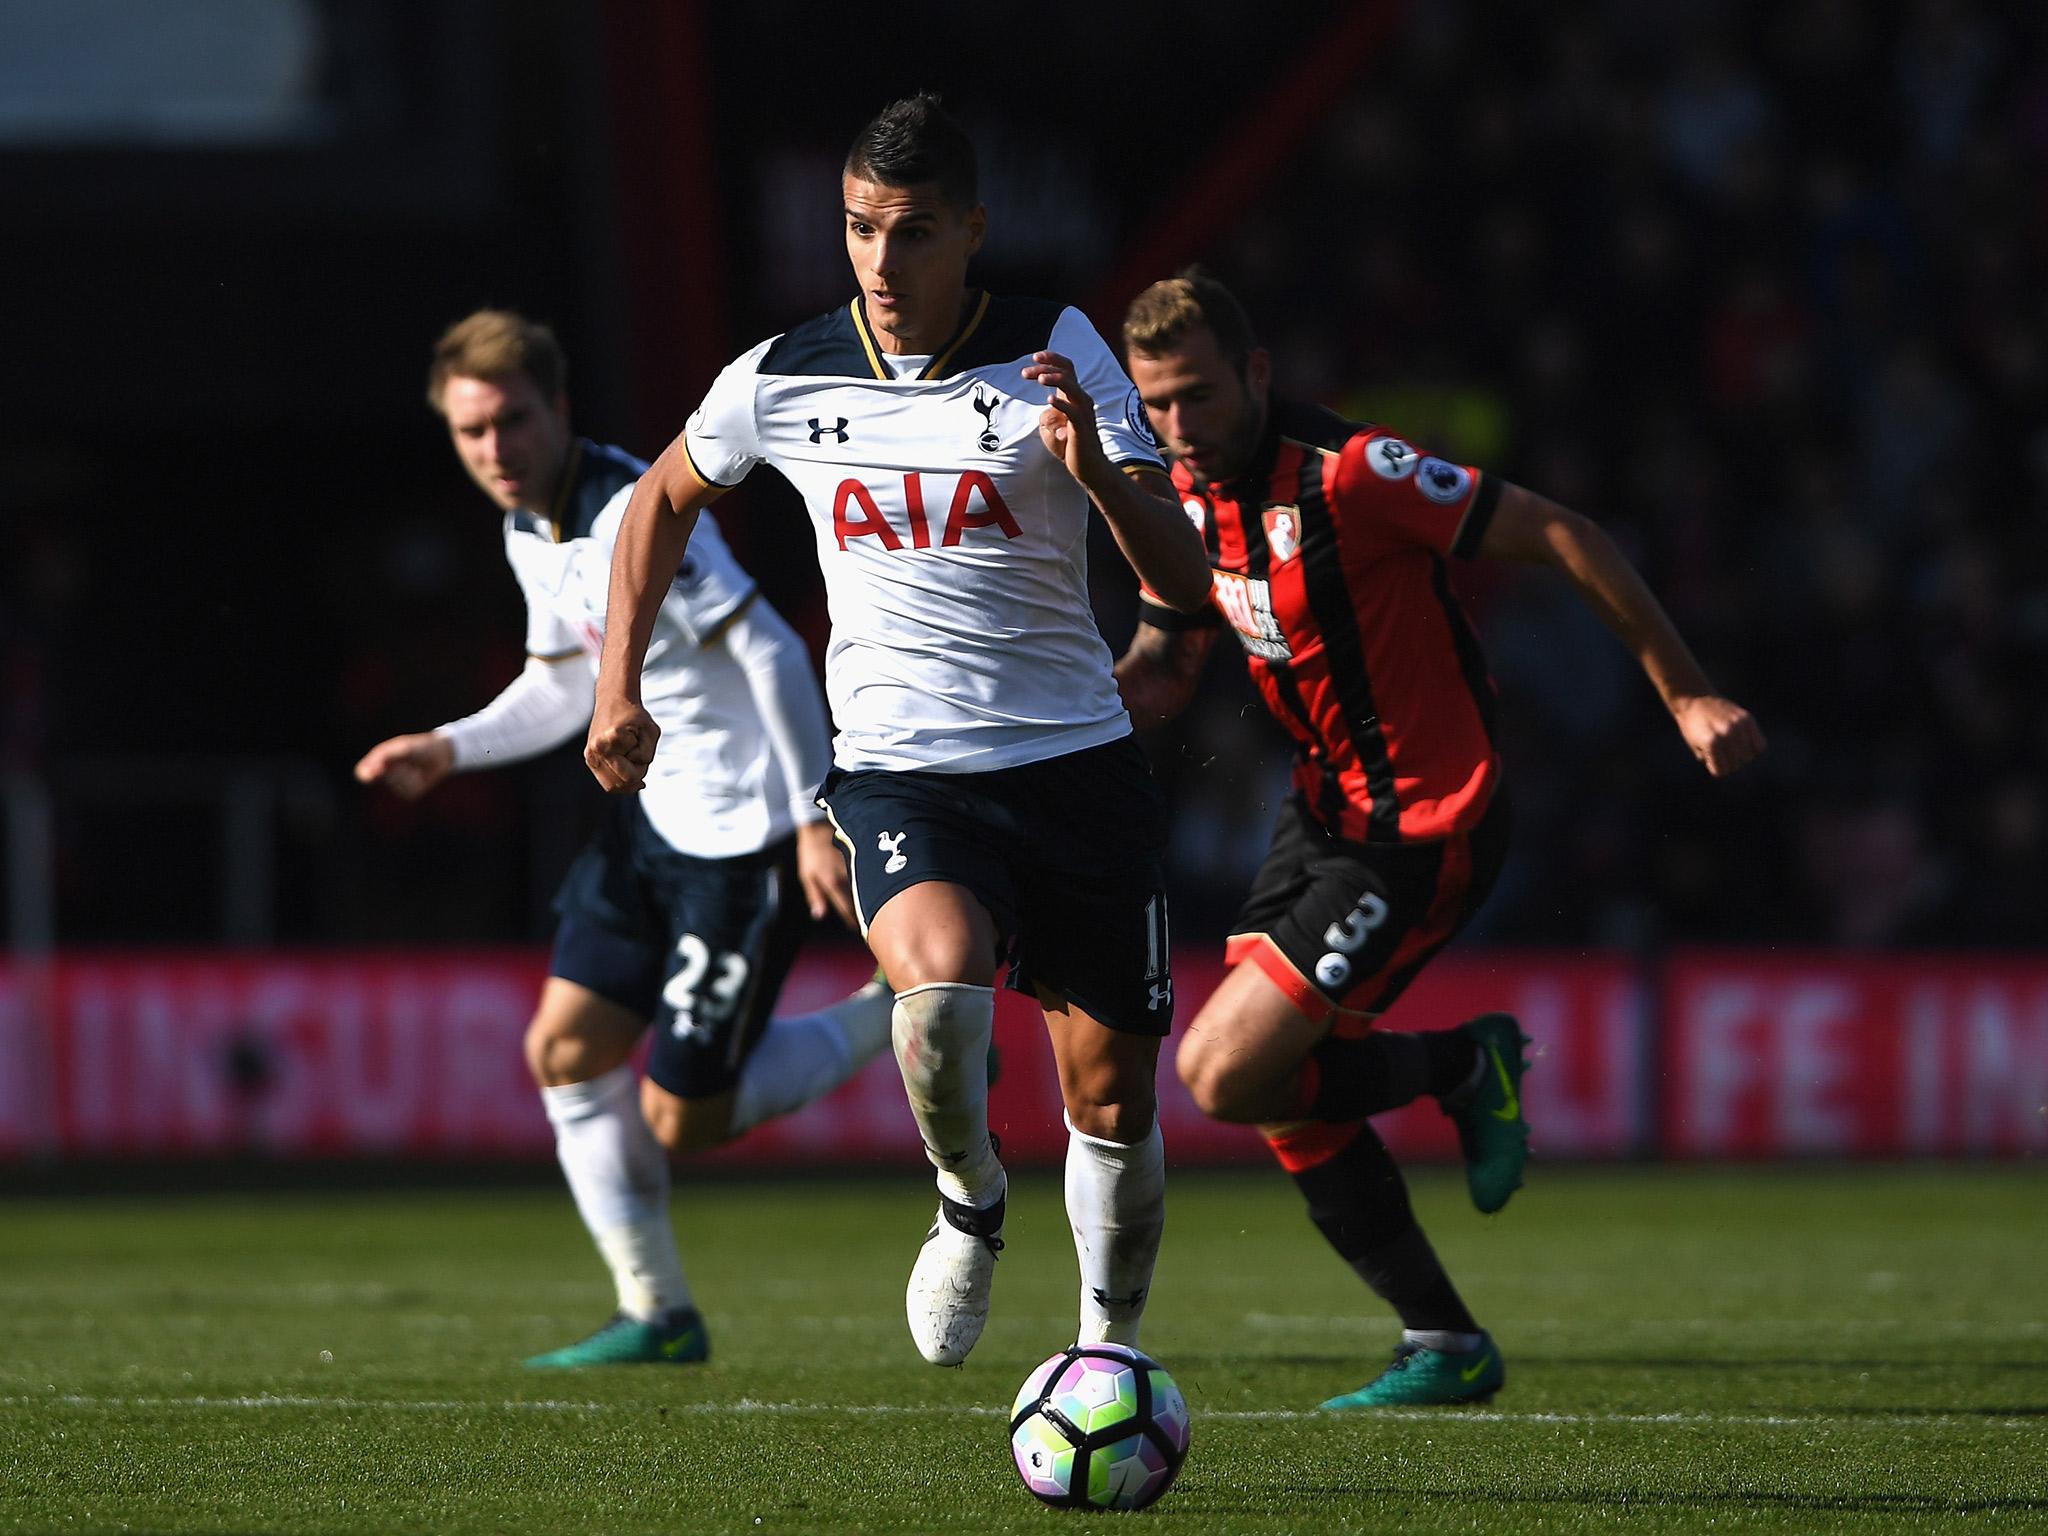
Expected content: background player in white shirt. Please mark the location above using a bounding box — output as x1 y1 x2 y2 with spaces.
586 97 1212 1368
355 310 893 1368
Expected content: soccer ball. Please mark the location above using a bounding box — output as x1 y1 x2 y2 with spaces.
1008 1343 1190 1511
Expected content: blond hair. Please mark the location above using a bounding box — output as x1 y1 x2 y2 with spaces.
426 309 566 412
1122 269 1257 376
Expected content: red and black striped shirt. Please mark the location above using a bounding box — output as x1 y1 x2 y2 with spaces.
1143 399 1503 844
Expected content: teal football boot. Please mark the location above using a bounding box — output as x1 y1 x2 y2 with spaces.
1444 1013 1531 1214
1320 1335 1505 1409
522 1307 709 1368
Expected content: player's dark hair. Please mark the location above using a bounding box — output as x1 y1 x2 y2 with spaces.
844 92 978 209
1123 267 1259 378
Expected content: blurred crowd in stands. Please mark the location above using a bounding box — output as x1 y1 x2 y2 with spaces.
4 0 2040 953
1152 0 2047 948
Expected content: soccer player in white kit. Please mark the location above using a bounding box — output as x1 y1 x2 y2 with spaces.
586 97 1213 1366
356 311 896 1367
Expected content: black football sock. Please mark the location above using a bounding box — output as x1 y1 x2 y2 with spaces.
1308 1030 1478 1121
1289 1121 1480 1334
1350 1227 1480 1336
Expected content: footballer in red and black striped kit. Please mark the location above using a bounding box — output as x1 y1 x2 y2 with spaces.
1118 272 1765 1409
1169 399 1506 851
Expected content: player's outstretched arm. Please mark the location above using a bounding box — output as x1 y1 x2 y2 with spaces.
354 732 455 801
1478 484 1767 778
355 654 596 800
1114 619 1218 732
586 437 724 793
1024 350 1212 611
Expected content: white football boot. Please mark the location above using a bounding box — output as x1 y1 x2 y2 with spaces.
906 1189 1005 1365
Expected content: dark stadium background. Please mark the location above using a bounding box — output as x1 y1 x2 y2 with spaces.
5 18 2044 1531
1 1 2043 1171
9 0 2042 955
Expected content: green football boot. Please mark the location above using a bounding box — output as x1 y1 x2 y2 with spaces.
1444 1013 1531 1214
522 1307 709 1369
1320 1336 1505 1409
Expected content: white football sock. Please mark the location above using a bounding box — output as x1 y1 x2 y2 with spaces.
1402 1328 1486 1353
892 983 1004 1207
1065 1113 1165 1346
539 1065 691 1321
728 977 896 1135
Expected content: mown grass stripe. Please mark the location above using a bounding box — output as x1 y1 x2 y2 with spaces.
5 1394 2037 1430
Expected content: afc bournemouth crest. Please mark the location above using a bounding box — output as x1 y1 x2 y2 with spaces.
1262 503 1301 563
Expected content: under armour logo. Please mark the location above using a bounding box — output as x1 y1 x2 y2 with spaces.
972 388 1000 452
809 418 850 444
1091 1285 1148 1312
1148 980 1173 1011
878 830 908 874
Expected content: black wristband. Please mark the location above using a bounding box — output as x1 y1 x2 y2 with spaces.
1137 597 1221 633
1450 474 1503 559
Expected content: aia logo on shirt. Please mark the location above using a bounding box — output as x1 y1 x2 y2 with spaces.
831 471 1023 551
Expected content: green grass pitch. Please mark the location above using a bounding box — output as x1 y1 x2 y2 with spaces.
2 1166 2043 1534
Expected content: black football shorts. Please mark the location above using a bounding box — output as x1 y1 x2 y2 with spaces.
550 797 808 1097
819 735 1174 1036
1227 789 1510 1034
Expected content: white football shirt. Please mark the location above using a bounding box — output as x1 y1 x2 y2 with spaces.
502 441 829 857
682 294 1166 772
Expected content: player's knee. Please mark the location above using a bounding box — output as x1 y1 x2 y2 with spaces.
525 1015 597 1087
879 934 995 990
524 994 638 1087
645 1105 718 1155
868 888 1000 990
1175 1033 1264 1124
640 1083 734 1155
1065 1091 1155 1144
1173 1028 1229 1113
1062 1055 1157 1143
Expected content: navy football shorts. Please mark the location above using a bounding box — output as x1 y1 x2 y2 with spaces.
550 797 808 1098
818 735 1174 1036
